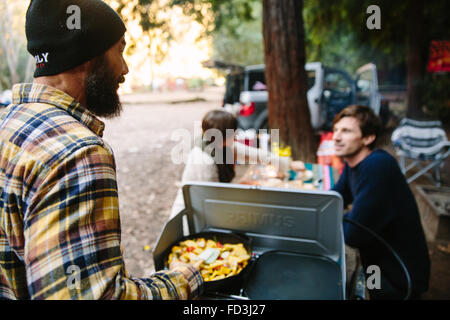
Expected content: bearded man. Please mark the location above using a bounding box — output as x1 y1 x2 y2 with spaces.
0 0 202 300
332 105 430 300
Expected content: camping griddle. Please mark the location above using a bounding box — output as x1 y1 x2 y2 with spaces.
153 182 346 300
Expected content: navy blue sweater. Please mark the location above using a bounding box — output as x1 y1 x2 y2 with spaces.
333 149 430 295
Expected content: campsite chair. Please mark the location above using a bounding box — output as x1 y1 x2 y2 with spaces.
391 118 450 187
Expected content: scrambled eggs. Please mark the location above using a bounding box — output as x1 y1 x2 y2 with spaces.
167 238 251 281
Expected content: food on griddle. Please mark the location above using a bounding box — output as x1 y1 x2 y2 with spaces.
167 238 250 281
290 160 306 172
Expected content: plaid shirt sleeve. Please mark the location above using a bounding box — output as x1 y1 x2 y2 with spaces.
25 144 203 300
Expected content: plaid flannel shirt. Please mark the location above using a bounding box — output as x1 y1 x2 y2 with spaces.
0 83 203 300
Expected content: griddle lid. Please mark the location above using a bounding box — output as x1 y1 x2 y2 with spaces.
182 182 344 260
244 251 344 300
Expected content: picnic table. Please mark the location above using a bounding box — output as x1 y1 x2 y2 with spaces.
238 162 341 191
304 162 341 190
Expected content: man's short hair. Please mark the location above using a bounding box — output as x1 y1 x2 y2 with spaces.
332 105 382 150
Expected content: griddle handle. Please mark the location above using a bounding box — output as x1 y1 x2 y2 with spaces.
343 217 412 300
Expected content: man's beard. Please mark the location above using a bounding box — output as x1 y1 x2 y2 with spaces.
85 55 124 118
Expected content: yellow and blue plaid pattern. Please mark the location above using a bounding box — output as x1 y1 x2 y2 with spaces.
0 83 203 300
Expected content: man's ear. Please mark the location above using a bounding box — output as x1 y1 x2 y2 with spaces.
66 60 91 77
362 134 376 147
82 59 94 74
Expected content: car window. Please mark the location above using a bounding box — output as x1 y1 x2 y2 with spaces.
356 70 373 93
324 72 352 94
248 70 266 91
307 70 316 90
224 73 244 104
246 69 315 91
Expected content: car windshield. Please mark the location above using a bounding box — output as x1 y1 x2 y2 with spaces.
224 72 244 104
249 70 266 91
248 69 316 91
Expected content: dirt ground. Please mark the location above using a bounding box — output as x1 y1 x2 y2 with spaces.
102 86 449 299
102 87 223 277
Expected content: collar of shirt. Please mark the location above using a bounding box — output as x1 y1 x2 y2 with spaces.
11 83 105 137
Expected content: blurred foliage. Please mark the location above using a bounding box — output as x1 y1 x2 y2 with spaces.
0 0 34 90
303 0 407 74
115 0 167 32
421 74 450 124
0 48 32 90
116 0 262 73
303 0 450 120
169 0 256 35
304 0 449 67
304 1 409 49
168 0 262 66
211 1 264 66
110 0 172 64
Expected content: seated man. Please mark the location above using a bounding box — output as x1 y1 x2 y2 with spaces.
332 105 430 300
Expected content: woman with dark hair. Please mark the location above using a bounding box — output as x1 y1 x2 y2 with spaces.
200 109 239 183
170 109 290 217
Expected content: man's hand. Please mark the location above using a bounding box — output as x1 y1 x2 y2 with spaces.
168 257 205 300
169 257 202 271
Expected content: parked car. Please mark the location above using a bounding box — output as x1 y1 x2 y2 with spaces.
221 62 389 131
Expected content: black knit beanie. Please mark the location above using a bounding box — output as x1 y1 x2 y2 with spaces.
26 0 126 78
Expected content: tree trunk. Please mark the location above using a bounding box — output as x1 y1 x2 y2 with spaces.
406 0 426 119
262 0 317 162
